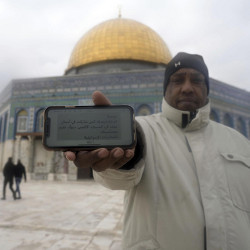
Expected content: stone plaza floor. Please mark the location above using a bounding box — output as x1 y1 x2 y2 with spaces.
0 179 125 250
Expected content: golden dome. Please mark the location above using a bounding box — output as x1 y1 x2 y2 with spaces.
67 18 172 71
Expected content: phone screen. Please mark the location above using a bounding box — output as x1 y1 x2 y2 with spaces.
43 105 135 150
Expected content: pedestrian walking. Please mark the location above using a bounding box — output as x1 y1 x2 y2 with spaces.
14 159 27 199
1 157 16 200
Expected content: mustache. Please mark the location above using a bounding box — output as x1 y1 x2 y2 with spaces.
176 96 199 105
177 94 197 101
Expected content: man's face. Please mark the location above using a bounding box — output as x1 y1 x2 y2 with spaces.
164 68 208 112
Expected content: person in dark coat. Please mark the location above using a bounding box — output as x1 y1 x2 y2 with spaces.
1 157 16 200
14 159 27 199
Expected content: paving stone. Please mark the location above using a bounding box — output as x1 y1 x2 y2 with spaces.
0 180 124 249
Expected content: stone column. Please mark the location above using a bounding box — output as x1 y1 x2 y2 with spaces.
68 160 77 181
47 151 55 181
27 136 34 179
13 135 21 163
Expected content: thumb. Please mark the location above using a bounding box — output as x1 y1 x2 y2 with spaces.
92 91 112 106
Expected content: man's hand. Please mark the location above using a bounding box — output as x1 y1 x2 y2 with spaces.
64 91 135 172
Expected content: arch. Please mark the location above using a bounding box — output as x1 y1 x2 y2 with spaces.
35 108 45 132
136 104 153 116
223 113 234 128
21 136 29 140
16 109 28 132
236 117 246 136
210 109 220 122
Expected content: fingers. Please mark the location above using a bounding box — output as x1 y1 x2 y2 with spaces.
91 148 124 172
109 150 135 170
74 148 109 168
65 147 135 172
92 148 135 172
92 91 112 106
64 151 77 161
64 149 109 163
112 149 135 169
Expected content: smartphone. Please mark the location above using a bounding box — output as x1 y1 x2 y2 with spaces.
43 105 136 151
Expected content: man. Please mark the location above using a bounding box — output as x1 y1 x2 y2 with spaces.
1 157 16 200
65 52 250 249
14 159 27 199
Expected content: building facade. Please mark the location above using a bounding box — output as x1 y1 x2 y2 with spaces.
0 17 249 180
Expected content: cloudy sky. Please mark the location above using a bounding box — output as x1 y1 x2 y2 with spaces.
0 0 249 93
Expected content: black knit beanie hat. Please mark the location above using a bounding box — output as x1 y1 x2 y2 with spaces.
163 52 209 95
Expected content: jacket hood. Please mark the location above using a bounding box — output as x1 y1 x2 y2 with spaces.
161 98 210 131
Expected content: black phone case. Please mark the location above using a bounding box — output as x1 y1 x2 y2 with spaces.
42 105 136 151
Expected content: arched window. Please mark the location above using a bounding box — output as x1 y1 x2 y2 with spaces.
210 109 220 122
236 117 246 136
136 104 152 116
35 109 44 132
17 110 28 132
223 113 234 128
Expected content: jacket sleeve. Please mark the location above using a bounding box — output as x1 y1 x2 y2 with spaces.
93 159 145 190
93 120 146 190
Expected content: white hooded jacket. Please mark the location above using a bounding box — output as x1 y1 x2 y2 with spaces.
94 98 250 250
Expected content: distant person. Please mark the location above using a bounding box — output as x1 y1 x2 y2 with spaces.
1 157 16 200
14 159 27 199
